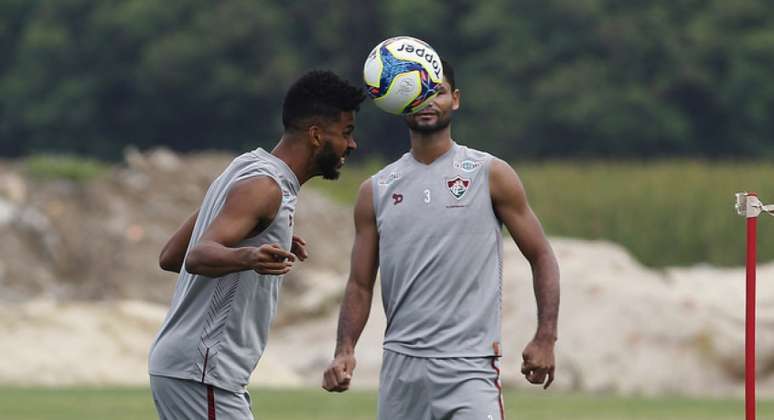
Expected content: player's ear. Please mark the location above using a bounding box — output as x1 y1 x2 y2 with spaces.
307 124 323 148
452 89 461 111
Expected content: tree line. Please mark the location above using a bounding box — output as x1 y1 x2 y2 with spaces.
1 0 772 160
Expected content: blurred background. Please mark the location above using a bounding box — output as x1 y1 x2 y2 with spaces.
1 1 774 419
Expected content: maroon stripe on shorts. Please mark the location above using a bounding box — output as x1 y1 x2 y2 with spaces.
491 358 505 419
207 385 216 420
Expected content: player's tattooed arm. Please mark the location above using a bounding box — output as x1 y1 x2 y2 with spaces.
490 158 560 389
323 180 379 392
185 176 295 278
159 208 199 273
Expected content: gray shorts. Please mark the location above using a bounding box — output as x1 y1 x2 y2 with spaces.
378 350 505 420
150 375 253 420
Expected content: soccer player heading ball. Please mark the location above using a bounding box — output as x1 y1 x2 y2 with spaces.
149 70 365 420
323 53 560 420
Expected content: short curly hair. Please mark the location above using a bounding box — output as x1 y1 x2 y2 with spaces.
441 59 455 90
282 70 366 131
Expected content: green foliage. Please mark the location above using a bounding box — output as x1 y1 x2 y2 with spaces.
0 387 770 420
1 1 774 159
519 160 774 266
312 160 774 267
24 154 108 182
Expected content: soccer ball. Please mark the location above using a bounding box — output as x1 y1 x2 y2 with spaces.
363 36 444 115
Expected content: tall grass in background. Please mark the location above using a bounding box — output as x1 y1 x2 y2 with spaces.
23 154 109 182
519 161 774 267
311 160 774 267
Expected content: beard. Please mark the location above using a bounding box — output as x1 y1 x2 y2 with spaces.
404 112 452 134
315 141 342 180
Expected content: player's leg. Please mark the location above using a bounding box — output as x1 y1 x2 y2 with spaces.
150 375 253 420
150 375 209 420
211 385 253 420
428 357 504 420
377 350 432 420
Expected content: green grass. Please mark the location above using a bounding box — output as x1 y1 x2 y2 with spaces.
24 154 109 182
0 387 770 420
312 160 774 267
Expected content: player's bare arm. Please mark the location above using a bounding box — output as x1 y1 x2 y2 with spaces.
322 179 379 393
159 208 199 273
490 158 560 389
185 176 296 277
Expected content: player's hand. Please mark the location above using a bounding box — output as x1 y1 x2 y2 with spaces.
290 235 308 261
322 352 356 392
521 337 556 389
250 244 295 275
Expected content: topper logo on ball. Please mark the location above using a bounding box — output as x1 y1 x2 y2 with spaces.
396 43 442 80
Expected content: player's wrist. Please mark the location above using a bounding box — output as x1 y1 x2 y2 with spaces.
533 330 558 343
334 343 356 357
236 246 260 270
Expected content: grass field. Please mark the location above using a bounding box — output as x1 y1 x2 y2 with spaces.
0 387 770 420
309 160 774 267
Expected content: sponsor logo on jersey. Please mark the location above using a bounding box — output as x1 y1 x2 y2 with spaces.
378 171 401 185
454 159 481 173
392 193 404 205
446 176 470 200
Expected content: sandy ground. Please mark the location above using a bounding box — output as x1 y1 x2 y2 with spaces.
1 239 772 397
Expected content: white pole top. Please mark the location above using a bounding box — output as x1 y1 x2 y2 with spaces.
736 192 774 218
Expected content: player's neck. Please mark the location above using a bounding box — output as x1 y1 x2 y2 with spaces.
271 135 313 185
409 129 453 165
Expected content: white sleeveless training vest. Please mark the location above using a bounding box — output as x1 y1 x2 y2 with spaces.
372 142 503 358
149 148 298 392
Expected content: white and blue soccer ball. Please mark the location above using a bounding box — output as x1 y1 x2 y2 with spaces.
363 36 444 115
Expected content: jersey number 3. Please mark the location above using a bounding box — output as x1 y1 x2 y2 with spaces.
424 189 431 204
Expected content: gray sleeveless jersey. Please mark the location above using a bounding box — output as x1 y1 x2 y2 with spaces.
372 142 503 358
149 148 298 393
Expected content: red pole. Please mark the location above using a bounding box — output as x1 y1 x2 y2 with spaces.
746 214 757 420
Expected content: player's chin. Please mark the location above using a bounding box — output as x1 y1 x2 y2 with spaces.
409 114 435 125
321 166 341 180
407 115 441 130
410 123 442 134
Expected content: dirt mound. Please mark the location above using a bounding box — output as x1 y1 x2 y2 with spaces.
1 244 770 397
0 149 231 302
259 240 774 397
0 148 348 315
0 149 771 397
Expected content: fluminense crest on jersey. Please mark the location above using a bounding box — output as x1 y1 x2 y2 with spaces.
446 176 470 200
